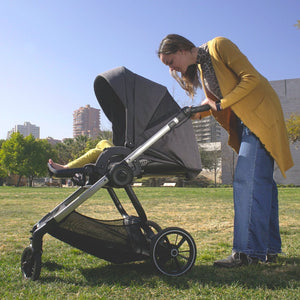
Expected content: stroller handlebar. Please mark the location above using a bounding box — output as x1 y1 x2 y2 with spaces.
189 104 211 114
168 104 211 125
179 104 211 120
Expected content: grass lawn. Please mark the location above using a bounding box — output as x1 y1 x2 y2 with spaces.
0 186 299 299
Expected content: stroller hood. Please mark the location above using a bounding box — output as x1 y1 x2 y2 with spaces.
94 66 201 177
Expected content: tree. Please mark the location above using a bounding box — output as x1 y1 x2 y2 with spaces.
0 139 5 148
73 135 89 158
0 133 55 186
199 144 222 187
295 20 300 29
0 166 7 186
54 136 93 165
286 113 300 144
22 135 56 186
0 132 27 186
97 130 113 142
54 138 75 165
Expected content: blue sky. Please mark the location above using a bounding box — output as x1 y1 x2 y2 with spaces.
1 0 299 140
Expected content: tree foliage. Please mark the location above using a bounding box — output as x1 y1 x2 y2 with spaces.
22 135 56 186
97 130 113 142
0 132 27 184
0 132 113 186
0 133 55 186
286 113 300 144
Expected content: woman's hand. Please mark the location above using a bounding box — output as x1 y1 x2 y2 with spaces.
201 97 218 111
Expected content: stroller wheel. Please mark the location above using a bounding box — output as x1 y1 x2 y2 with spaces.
21 246 42 281
151 227 196 277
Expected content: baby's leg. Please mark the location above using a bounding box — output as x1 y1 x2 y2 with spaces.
66 148 102 168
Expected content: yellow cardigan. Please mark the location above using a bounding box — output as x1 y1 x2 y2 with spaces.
198 37 293 177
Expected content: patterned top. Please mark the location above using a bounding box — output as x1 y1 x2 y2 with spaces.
197 43 223 100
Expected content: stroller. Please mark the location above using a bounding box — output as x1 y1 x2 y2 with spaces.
21 67 210 280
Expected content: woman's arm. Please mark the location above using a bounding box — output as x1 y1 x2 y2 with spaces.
213 37 262 109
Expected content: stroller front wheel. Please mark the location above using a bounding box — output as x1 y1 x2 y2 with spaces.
151 227 196 277
21 246 42 281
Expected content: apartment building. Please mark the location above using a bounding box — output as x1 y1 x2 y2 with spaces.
73 105 100 139
7 122 40 139
192 115 221 144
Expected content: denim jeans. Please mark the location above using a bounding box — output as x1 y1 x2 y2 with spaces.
233 124 281 261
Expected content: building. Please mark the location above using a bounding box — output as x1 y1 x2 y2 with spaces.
46 137 61 146
7 122 40 139
192 116 221 143
193 116 222 183
73 105 100 139
220 78 300 185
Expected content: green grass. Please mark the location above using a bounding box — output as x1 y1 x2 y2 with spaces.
0 186 299 299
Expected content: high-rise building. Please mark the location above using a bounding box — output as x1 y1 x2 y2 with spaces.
7 122 40 139
73 105 100 138
192 116 221 144
192 116 222 183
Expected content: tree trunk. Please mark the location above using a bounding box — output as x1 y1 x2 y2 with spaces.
28 176 33 187
214 168 217 187
17 175 22 187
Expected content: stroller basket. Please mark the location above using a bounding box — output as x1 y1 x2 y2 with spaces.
49 212 147 264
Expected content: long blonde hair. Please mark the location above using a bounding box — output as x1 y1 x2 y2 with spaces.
157 34 201 98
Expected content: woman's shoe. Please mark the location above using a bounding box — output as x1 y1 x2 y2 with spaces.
266 253 278 263
214 252 259 268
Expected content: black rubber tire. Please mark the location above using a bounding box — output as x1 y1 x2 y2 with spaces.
21 246 42 281
151 227 196 276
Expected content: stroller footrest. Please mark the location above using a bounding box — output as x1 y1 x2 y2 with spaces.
48 163 84 178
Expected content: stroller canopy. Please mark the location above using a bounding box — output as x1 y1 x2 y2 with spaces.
94 66 201 178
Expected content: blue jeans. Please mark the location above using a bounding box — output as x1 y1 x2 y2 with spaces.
233 124 281 261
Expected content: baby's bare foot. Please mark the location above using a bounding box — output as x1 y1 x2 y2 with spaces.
48 159 68 170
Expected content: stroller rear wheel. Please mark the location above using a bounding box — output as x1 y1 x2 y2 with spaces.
151 227 196 277
21 246 42 281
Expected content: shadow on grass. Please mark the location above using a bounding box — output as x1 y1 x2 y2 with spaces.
40 256 300 289
43 261 64 271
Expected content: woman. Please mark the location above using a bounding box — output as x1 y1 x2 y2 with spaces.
158 34 293 267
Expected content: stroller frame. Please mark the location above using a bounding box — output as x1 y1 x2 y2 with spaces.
21 105 210 280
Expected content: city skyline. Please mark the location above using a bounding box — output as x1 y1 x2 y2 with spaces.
5 104 103 141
